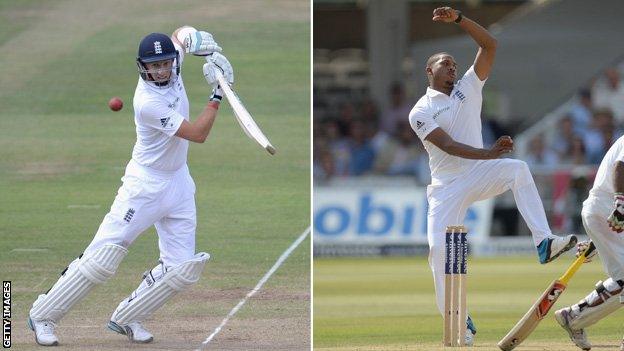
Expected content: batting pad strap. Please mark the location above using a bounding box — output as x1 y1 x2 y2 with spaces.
29 244 127 323
569 278 624 329
569 294 620 329
111 252 210 325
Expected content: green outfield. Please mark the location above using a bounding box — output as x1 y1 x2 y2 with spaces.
314 256 623 351
0 1 309 350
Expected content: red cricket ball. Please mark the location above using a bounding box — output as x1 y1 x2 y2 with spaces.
108 97 123 112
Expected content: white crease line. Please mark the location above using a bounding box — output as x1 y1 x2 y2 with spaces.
67 204 101 209
11 248 49 252
196 226 311 350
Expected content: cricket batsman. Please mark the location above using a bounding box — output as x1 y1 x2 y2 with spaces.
555 135 624 351
408 7 577 345
27 26 234 346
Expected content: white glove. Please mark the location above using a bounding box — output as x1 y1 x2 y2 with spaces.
575 240 598 263
607 193 624 233
203 53 234 102
184 31 222 55
203 52 234 87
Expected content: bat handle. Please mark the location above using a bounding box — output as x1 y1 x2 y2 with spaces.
216 73 233 91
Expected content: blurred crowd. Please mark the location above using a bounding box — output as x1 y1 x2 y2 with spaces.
314 67 624 183
527 67 624 168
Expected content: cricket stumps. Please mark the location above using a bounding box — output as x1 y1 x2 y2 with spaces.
444 225 468 347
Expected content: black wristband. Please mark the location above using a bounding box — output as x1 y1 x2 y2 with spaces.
454 11 463 24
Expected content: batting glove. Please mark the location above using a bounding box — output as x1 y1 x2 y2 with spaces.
607 193 624 233
203 52 234 97
209 87 222 102
185 31 222 55
575 240 598 263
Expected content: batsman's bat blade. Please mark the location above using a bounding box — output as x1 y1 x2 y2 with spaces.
216 73 277 155
497 241 595 351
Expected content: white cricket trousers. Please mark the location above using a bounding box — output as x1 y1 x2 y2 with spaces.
84 159 197 267
427 159 552 315
581 205 624 281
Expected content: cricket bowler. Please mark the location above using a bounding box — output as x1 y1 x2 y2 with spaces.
408 7 577 345
555 135 624 351
27 26 234 346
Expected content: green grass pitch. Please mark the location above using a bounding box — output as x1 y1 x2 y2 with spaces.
0 1 309 350
314 256 623 350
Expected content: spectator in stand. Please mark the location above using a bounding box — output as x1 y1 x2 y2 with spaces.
592 68 624 124
584 109 622 164
337 102 356 137
566 136 588 165
360 97 379 122
313 147 336 181
380 82 413 135
414 142 432 185
348 119 375 175
552 116 588 165
552 116 578 158
373 121 424 176
323 118 351 176
525 133 559 167
569 88 593 134
313 122 333 181
601 128 618 156
360 99 389 153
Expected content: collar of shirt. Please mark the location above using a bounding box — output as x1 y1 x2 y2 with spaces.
425 86 452 99
139 77 176 96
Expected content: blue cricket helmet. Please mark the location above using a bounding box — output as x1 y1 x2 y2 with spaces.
136 32 180 86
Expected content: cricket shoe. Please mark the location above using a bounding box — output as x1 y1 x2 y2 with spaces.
107 320 154 343
555 308 591 350
464 328 474 346
538 234 578 264
27 316 59 346
465 315 476 346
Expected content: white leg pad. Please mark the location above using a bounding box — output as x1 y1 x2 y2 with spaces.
111 252 209 325
30 244 128 323
568 278 624 330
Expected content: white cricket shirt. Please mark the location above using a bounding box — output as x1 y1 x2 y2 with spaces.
131 43 189 172
584 135 624 216
409 65 486 185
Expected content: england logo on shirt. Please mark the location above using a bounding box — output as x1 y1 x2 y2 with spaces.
454 90 466 101
123 208 135 223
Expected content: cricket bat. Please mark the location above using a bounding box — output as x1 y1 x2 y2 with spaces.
497 241 596 351
216 72 276 155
